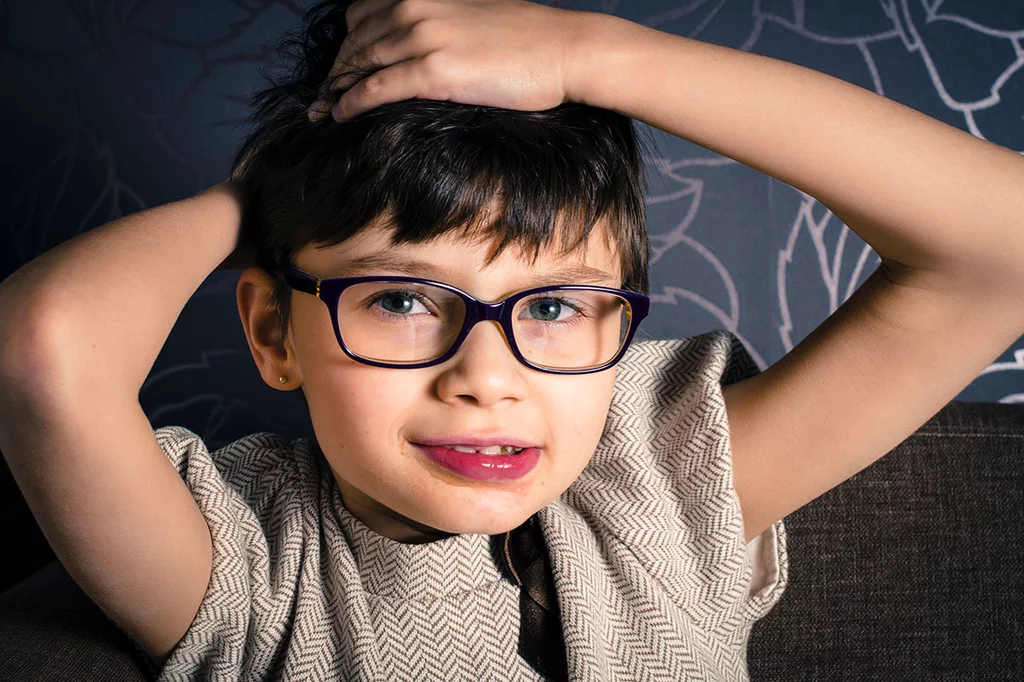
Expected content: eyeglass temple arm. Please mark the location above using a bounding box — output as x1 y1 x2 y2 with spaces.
271 265 320 298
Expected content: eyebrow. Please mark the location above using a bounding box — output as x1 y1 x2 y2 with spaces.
325 253 617 287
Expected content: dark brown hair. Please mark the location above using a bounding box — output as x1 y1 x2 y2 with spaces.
230 1 655 344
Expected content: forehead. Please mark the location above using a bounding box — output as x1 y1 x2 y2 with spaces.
297 220 622 290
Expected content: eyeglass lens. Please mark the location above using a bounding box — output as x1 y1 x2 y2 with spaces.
335 281 630 370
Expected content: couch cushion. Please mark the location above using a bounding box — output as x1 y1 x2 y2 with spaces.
0 560 151 682
748 399 1024 680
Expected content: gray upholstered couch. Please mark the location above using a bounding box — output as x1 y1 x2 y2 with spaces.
1 399 1022 681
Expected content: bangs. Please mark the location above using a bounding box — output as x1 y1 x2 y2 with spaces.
230 1 655 341
241 99 650 293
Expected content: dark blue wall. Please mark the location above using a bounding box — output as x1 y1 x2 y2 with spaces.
2 0 1023 589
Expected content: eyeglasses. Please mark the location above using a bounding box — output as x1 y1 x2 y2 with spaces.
270 264 650 375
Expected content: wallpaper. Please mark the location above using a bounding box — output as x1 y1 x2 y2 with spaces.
1 1 1022 447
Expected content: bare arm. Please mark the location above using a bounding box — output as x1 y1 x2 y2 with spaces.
0 180 245 393
565 13 1024 290
562 14 1024 542
0 180 245 667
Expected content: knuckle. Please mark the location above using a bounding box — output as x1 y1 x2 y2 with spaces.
420 50 447 77
345 0 368 28
392 0 423 26
407 17 438 45
360 71 384 96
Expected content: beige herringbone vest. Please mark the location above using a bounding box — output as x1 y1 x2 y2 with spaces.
134 330 788 681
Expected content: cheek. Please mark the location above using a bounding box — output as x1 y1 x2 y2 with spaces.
290 307 415 445
303 369 425 499
546 375 617 451
308 367 422 448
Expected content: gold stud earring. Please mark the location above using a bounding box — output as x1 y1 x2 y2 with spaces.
278 375 288 384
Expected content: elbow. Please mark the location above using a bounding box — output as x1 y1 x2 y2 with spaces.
0 289 86 401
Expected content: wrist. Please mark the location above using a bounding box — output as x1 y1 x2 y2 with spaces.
562 11 653 111
196 181 250 272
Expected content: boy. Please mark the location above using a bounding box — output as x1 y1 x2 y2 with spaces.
1 0 1022 679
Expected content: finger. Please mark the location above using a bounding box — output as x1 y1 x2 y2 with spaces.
344 0 398 35
308 99 334 123
310 15 398 124
334 57 431 122
310 25 420 123
330 8 399 85
311 1 424 125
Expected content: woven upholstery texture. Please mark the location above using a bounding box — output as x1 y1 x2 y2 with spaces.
748 400 1024 680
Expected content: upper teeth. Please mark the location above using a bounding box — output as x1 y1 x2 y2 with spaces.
447 445 523 455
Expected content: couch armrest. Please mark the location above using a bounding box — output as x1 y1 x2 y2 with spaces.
0 560 153 682
748 399 1024 680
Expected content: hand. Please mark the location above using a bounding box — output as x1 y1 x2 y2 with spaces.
307 0 591 123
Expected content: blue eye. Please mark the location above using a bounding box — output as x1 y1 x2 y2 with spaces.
367 290 433 318
522 296 586 326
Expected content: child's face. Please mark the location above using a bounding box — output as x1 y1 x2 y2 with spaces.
243 220 625 542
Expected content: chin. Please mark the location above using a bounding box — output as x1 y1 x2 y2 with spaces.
429 508 535 537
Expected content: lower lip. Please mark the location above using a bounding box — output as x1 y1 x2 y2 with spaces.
412 444 542 481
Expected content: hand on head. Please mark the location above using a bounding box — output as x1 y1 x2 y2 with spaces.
307 0 589 123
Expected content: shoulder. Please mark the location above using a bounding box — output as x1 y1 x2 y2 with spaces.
150 428 328 677
153 425 320 518
614 329 759 400
570 328 762 518
548 330 786 629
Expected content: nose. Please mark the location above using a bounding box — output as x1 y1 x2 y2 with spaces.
434 318 527 405
463 316 515 353
447 292 518 362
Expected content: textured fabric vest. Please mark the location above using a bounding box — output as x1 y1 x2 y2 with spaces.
132 330 789 681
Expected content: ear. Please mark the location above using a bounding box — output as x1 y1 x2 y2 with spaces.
236 266 303 389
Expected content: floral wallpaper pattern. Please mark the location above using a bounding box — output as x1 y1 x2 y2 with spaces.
1 0 1023 585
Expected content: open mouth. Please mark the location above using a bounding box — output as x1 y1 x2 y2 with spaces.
443 445 525 455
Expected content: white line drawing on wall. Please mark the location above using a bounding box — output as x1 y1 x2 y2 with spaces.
634 0 1023 401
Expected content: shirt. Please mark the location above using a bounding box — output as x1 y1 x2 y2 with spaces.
128 329 788 681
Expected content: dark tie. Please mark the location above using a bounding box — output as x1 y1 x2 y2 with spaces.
496 514 569 682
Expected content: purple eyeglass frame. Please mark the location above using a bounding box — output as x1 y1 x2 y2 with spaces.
269 264 651 375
